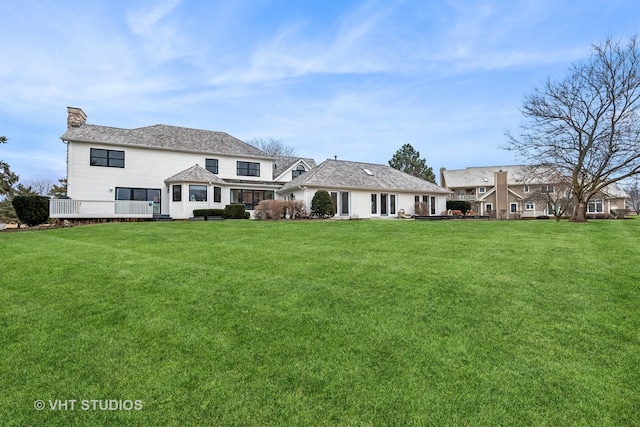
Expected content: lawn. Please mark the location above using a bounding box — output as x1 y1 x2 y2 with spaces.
1 219 639 426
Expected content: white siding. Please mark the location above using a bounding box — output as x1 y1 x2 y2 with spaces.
281 188 447 219
67 142 273 218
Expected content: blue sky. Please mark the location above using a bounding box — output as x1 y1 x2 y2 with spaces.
1 0 638 185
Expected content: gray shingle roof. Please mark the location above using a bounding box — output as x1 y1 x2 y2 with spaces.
441 165 541 187
273 156 317 179
278 159 450 194
62 124 268 158
164 164 226 183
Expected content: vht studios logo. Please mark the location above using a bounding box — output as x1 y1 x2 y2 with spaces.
34 399 143 411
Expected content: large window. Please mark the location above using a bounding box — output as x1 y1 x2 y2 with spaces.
116 187 160 214
588 199 604 213
205 158 219 174
116 187 160 202
380 193 388 215
214 186 221 203
90 148 124 168
189 185 207 202
371 194 377 214
390 195 396 215
231 189 274 210
510 203 518 213
237 161 260 177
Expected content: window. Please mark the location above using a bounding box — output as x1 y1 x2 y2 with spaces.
371 194 377 214
430 197 436 215
214 186 221 203
486 203 493 212
415 196 420 203
510 203 518 213
331 192 338 215
231 189 274 210
172 185 182 202
478 187 486 194
340 192 350 215
292 164 306 179
205 158 219 174
544 185 554 193
588 199 604 213
237 161 260 177
189 185 207 202
525 202 535 210
116 187 160 202
381 193 388 215
115 187 160 214
90 148 124 168
524 185 530 193
390 195 396 215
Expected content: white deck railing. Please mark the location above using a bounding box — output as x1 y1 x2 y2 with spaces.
50 199 154 218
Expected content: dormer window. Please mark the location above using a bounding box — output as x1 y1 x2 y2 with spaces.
292 164 306 178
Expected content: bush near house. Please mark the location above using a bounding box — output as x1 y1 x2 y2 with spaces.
254 200 308 220
311 190 334 218
225 204 247 219
193 209 226 219
11 195 49 226
446 200 472 215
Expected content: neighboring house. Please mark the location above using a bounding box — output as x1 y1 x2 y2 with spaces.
52 107 312 220
52 107 443 220
440 165 628 219
278 159 450 219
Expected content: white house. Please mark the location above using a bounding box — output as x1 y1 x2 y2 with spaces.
51 107 447 220
278 159 450 219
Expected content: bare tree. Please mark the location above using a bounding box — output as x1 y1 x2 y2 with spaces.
623 177 640 214
518 166 573 221
247 137 296 157
505 36 640 222
22 178 55 196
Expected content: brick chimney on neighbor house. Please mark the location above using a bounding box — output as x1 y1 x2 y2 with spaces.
494 170 508 219
67 107 87 128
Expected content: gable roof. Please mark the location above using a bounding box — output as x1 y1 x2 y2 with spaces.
164 164 225 184
273 156 317 180
62 124 269 158
278 159 449 194
441 165 536 188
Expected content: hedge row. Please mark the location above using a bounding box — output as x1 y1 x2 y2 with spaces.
192 204 249 219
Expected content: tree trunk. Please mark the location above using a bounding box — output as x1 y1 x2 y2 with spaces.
570 201 588 222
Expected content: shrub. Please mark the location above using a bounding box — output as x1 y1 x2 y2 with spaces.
611 209 628 219
225 204 246 219
415 201 428 216
254 200 286 220
290 200 308 219
12 195 50 226
193 209 226 219
311 190 334 218
446 200 472 215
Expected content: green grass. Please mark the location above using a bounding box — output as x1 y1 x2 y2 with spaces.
1 219 639 426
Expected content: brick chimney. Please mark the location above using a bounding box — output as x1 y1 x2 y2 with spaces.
67 107 87 128
494 170 508 219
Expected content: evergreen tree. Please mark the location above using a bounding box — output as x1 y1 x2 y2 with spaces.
388 144 436 183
